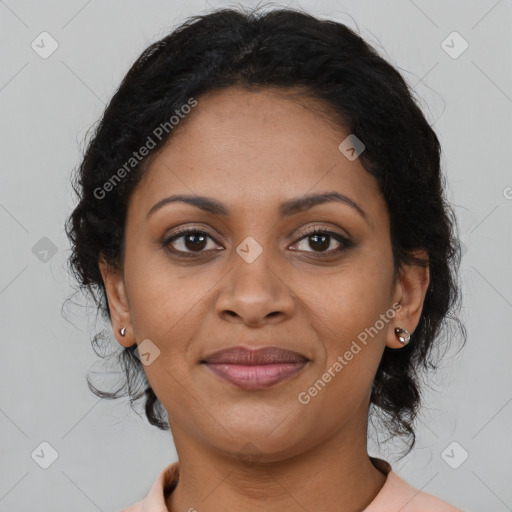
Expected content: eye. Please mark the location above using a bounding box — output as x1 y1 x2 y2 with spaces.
291 227 351 255
161 226 352 259
161 228 222 257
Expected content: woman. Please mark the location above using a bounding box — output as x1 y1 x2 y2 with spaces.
65 7 466 511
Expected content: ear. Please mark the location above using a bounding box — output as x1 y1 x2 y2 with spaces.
98 254 135 347
386 250 430 349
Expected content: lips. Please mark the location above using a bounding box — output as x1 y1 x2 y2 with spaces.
201 346 309 390
203 346 308 365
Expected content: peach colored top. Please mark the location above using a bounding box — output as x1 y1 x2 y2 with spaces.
121 457 464 511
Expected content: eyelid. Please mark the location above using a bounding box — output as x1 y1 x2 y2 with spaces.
164 224 226 244
293 224 350 242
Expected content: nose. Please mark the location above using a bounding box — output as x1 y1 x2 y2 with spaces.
215 251 295 328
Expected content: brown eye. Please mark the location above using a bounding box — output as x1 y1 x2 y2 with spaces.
162 229 221 257
293 228 351 254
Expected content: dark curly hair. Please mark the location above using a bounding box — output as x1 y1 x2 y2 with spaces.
64 6 466 455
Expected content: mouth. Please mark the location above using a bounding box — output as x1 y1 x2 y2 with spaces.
200 346 309 390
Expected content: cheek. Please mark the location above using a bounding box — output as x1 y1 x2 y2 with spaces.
123 239 200 338
123 262 208 412
123 247 220 380
303 250 394 388
309 250 393 336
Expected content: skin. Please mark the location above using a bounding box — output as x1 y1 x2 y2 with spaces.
99 86 430 512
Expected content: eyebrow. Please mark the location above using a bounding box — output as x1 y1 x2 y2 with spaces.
146 191 367 222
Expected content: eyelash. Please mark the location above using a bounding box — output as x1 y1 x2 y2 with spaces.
161 226 353 259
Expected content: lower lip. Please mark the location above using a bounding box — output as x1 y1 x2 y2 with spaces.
203 362 308 390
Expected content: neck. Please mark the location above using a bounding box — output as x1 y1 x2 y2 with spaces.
166 413 387 512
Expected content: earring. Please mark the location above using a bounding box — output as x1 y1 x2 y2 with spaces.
394 327 410 345
120 327 126 336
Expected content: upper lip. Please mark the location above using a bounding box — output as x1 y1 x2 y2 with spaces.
202 346 308 365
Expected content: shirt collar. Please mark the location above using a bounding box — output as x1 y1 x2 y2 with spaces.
135 456 392 511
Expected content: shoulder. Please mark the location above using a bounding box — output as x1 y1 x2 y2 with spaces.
120 501 143 511
366 460 465 512
379 472 464 511
119 461 179 511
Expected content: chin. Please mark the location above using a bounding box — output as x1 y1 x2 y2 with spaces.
210 422 309 463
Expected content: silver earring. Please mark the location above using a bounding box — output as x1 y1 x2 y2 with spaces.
120 327 126 336
394 327 410 345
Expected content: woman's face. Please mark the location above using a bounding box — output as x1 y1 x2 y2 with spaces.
101 86 423 461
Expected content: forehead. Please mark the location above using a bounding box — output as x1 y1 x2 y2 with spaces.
129 86 385 223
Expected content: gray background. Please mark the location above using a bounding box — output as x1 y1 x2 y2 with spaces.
1 1 511 511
